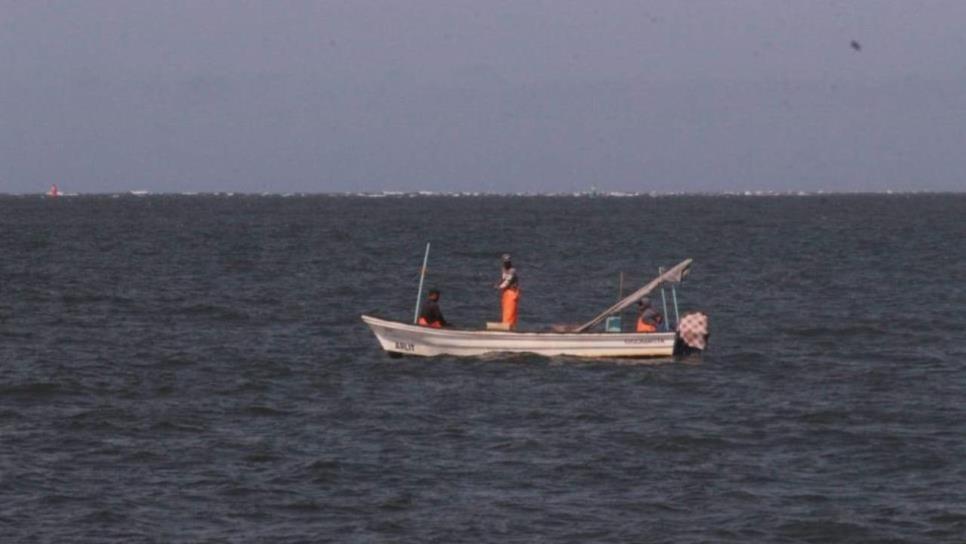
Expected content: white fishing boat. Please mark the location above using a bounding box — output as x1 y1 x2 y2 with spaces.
361 257 709 359
362 315 684 358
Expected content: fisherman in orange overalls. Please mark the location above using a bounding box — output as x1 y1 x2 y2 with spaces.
636 297 663 333
495 254 520 328
417 289 447 328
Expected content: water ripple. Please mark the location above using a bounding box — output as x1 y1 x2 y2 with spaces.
1 194 964 542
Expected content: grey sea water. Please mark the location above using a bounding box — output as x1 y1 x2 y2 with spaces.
1 194 964 543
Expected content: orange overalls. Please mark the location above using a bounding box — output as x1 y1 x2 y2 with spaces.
501 287 520 328
635 318 657 333
417 317 443 328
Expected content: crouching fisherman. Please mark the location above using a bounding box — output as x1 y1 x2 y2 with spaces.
418 288 448 328
636 297 663 333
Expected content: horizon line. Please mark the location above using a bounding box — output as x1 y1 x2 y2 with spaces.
2 189 964 198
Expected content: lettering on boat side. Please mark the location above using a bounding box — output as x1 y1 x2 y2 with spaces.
394 342 415 352
623 338 662 345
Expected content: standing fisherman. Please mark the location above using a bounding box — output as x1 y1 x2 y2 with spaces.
495 254 520 329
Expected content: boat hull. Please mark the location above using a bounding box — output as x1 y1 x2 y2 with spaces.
361 315 679 358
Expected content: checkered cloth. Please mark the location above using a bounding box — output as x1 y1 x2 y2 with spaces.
676 312 709 350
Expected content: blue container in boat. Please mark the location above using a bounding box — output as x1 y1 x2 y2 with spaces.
605 316 622 333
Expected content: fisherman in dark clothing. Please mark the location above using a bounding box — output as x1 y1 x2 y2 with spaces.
636 297 663 333
418 288 447 328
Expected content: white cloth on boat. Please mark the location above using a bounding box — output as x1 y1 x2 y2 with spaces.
677 312 709 350
663 263 691 284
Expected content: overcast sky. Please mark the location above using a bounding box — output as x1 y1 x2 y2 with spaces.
2 1 964 193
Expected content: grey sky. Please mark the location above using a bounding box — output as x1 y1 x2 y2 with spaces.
2 1 964 193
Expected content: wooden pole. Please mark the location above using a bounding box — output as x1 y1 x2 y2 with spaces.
659 266 670 332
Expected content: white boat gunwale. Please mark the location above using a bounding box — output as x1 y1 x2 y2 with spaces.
362 314 673 338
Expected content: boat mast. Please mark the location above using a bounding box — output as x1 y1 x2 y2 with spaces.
413 243 431 324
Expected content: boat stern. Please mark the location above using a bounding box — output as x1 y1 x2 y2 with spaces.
674 312 710 356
